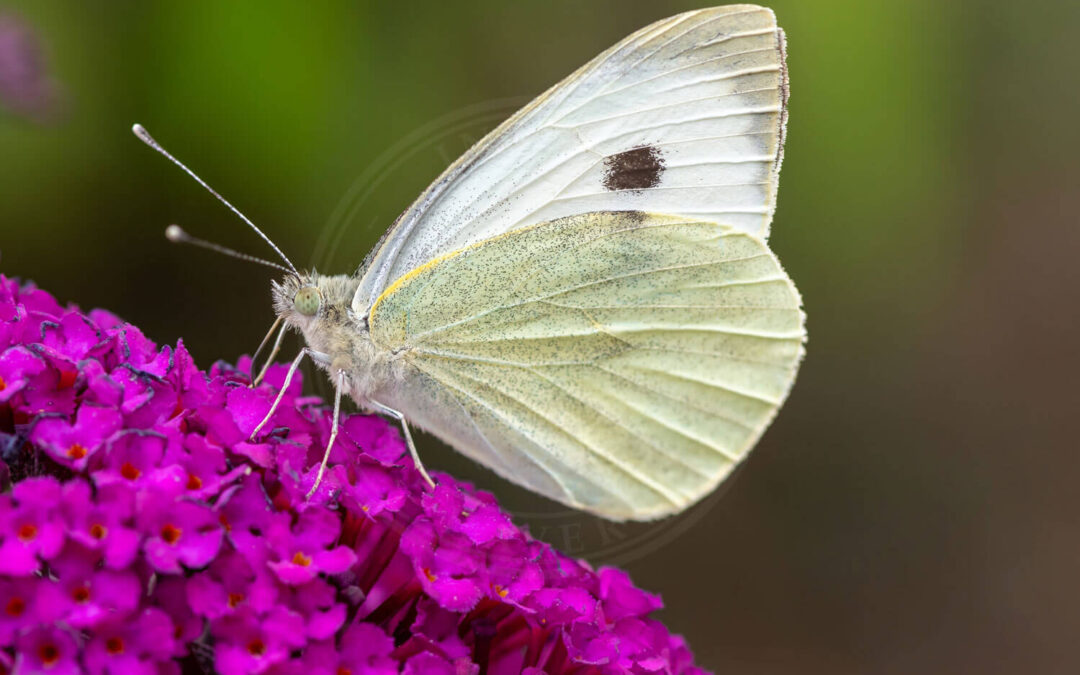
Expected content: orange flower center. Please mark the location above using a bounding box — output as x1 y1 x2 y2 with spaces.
227 592 245 609
105 637 124 655
246 639 266 656
186 473 203 490
423 568 436 582
337 669 353 675
218 513 232 532
5 597 25 617
160 524 182 544
120 462 141 480
291 551 312 567
89 523 107 540
38 643 60 665
71 584 91 603
66 443 87 459
0 375 6 391
494 585 509 598
17 523 37 541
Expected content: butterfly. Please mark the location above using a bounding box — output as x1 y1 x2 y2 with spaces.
135 4 804 521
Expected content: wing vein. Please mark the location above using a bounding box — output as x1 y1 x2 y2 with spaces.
526 367 715 481
410 251 772 342
603 8 765 91
416 358 682 506
414 369 587 506
555 181 772 202
595 364 760 441
587 48 780 106
620 363 783 405
552 92 781 130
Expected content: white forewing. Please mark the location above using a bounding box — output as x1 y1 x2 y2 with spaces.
368 212 804 521
354 5 788 313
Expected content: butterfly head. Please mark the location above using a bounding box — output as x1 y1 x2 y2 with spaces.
273 274 320 327
272 272 362 336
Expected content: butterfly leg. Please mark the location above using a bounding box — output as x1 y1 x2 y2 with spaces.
369 400 436 488
252 318 288 387
306 369 346 499
249 348 308 440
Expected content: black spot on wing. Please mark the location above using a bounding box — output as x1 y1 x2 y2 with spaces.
602 146 665 192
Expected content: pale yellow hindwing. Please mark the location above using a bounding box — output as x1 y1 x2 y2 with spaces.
369 211 805 520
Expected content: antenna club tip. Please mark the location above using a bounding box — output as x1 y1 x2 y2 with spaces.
165 224 185 242
131 123 154 145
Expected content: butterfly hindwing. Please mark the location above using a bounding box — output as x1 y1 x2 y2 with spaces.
367 211 804 520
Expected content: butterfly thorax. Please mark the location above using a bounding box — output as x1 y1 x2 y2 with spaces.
272 273 398 407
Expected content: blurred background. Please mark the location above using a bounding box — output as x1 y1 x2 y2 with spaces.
2 1 1078 672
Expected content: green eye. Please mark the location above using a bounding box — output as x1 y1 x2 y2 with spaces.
293 287 321 316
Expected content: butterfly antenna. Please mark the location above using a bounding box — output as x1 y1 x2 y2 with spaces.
165 225 292 274
131 123 300 277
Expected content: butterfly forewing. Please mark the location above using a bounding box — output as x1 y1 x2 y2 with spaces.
354 5 788 314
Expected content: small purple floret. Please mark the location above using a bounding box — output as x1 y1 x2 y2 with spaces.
0 274 710 674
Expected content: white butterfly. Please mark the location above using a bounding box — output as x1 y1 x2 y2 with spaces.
136 4 804 521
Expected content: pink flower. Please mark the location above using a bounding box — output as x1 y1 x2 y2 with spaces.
0 273 711 674
31 403 121 470
302 622 396 675
48 543 141 629
13 624 81 675
265 508 357 585
81 607 177 675
139 495 223 574
0 477 65 574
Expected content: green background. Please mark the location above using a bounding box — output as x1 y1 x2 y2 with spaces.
2 1 1079 672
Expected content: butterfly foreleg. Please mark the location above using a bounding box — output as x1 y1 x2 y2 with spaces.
369 400 436 489
249 347 309 440
252 318 288 387
306 369 346 499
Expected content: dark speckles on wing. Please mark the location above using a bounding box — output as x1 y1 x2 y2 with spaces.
602 146 665 192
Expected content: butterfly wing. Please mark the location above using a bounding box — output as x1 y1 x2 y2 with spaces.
368 212 804 521
354 5 788 313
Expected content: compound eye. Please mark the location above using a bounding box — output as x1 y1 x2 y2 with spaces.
293 286 321 317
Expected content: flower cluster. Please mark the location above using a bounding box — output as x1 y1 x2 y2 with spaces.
0 274 708 674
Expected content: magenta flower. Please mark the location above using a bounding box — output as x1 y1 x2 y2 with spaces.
303 621 397 674
0 477 65 575
48 543 142 629
31 403 122 470
212 605 307 674
139 493 224 574
0 347 45 405
14 624 81 675
82 607 177 675
60 481 141 569
0 274 710 674
0 578 65 644
265 507 357 585
186 550 279 620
